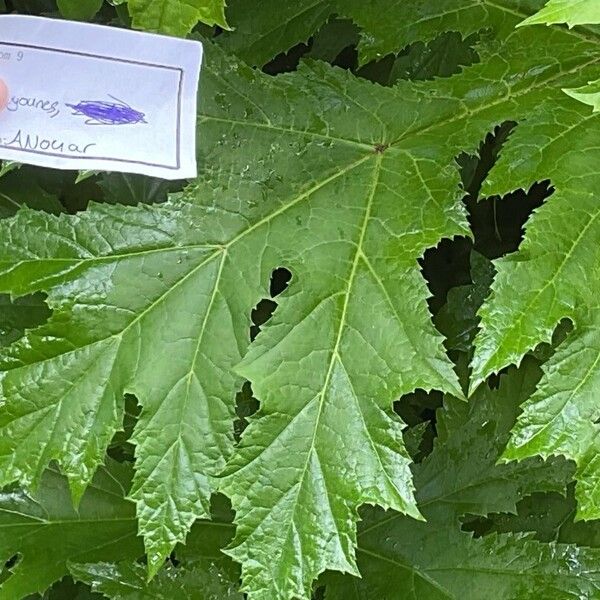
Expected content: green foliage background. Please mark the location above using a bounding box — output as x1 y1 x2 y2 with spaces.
2 0 600 599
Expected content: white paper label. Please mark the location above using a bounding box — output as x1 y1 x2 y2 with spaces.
0 15 202 180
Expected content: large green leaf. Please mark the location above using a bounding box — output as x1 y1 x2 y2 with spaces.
469 16 600 521
519 0 600 27
68 493 240 598
0 461 142 599
220 0 549 66
128 0 228 36
325 362 597 600
1 5 600 598
69 560 242 599
0 201 242 575
0 45 467 588
219 0 334 66
211 15 600 596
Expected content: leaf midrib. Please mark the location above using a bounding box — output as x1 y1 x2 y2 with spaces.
357 546 453 598
227 154 383 591
357 539 595 596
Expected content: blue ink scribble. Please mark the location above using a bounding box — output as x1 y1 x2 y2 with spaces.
66 95 147 125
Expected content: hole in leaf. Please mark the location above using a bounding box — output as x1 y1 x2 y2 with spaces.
0 553 22 585
250 267 292 341
0 292 52 348
250 299 277 342
107 394 141 463
234 382 259 442
394 389 443 462
531 317 573 365
4 554 20 570
270 266 292 297
241 267 292 438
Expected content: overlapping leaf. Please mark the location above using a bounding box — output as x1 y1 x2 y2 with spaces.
220 0 552 67
469 17 600 521
325 362 598 600
435 251 495 355
2 3 600 599
564 80 600 111
0 461 142 599
128 0 228 36
0 170 62 218
69 560 242 599
520 0 600 27
0 461 239 599
0 293 50 348
519 1 600 111
67 493 241 599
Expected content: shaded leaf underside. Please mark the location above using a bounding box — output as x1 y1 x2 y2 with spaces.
0 461 142 600
69 559 242 599
327 362 600 600
219 0 568 66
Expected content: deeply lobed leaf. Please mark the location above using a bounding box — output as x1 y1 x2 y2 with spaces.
2 1 600 598
469 16 600 520
326 362 597 600
220 0 555 67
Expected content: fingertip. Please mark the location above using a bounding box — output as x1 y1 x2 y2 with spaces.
0 80 8 111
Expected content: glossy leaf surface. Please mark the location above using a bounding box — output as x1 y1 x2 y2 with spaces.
326 363 597 600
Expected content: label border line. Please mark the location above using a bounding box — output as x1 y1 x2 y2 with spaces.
0 41 183 170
